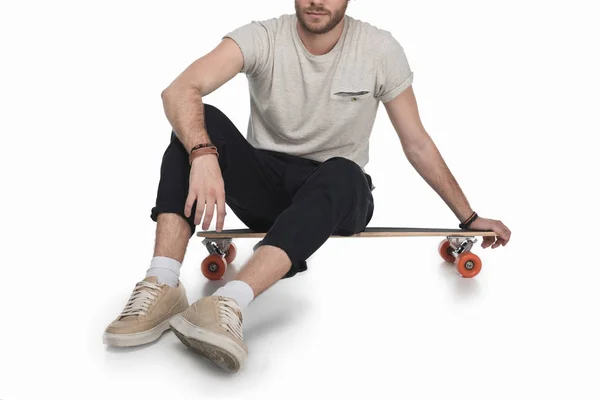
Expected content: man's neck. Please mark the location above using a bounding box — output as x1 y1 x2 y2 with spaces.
296 18 345 56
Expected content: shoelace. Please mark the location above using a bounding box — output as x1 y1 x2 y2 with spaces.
216 297 243 342
119 281 163 318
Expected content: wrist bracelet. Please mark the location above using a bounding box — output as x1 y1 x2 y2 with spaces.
191 142 215 153
189 147 219 165
459 211 478 230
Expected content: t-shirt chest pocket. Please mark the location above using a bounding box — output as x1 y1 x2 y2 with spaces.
331 89 372 102
329 66 374 103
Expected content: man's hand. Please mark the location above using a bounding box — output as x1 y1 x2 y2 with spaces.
184 155 226 232
469 217 511 249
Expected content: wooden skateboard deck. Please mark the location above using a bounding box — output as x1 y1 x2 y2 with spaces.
197 227 496 239
196 227 496 280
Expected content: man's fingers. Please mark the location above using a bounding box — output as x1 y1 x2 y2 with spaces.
480 219 511 249
491 222 508 248
482 236 494 248
184 193 196 218
492 237 507 249
494 221 511 245
216 195 226 232
500 222 511 244
194 197 206 226
202 198 216 231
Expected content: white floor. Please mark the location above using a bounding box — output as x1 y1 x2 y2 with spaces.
2 216 599 399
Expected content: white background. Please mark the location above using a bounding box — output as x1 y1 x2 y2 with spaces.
1 0 599 399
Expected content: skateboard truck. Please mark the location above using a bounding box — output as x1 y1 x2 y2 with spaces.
200 238 238 276
202 238 232 257
202 237 261 256
447 236 476 254
446 236 477 269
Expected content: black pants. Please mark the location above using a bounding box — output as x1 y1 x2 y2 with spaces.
150 104 375 278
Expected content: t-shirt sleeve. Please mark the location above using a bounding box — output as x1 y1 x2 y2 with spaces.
375 35 414 103
223 21 271 77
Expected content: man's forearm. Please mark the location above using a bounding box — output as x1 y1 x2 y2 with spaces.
161 87 212 153
405 140 474 223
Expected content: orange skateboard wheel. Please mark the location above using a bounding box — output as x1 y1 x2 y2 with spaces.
438 239 456 263
201 254 227 280
455 252 482 278
224 243 237 264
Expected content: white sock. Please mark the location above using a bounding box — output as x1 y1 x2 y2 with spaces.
213 280 255 310
146 256 181 288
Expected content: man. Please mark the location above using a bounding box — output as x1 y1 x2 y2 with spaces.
103 0 511 372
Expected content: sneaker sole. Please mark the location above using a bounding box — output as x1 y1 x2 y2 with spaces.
169 314 247 372
102 319 171 347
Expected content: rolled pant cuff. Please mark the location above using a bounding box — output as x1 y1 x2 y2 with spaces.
150 206 196 238
256 237 308 279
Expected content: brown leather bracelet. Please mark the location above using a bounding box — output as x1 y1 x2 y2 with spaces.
191 142 215 153
189 147 219 165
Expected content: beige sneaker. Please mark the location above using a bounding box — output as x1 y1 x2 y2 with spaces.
103 276 189 347
169 296 248 372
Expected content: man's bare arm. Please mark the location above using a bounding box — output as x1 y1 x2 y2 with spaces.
384 86 511 247
383 86 473 222
161 38 243 153
160 38 243 232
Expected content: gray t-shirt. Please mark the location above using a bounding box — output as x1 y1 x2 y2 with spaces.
224 14 413 169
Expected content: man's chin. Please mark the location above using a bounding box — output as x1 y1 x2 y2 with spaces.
302 21 332 34
307 26 329 34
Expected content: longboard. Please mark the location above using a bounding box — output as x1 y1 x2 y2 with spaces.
197 227 496 280
197 227 497 280
199 227 496 238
